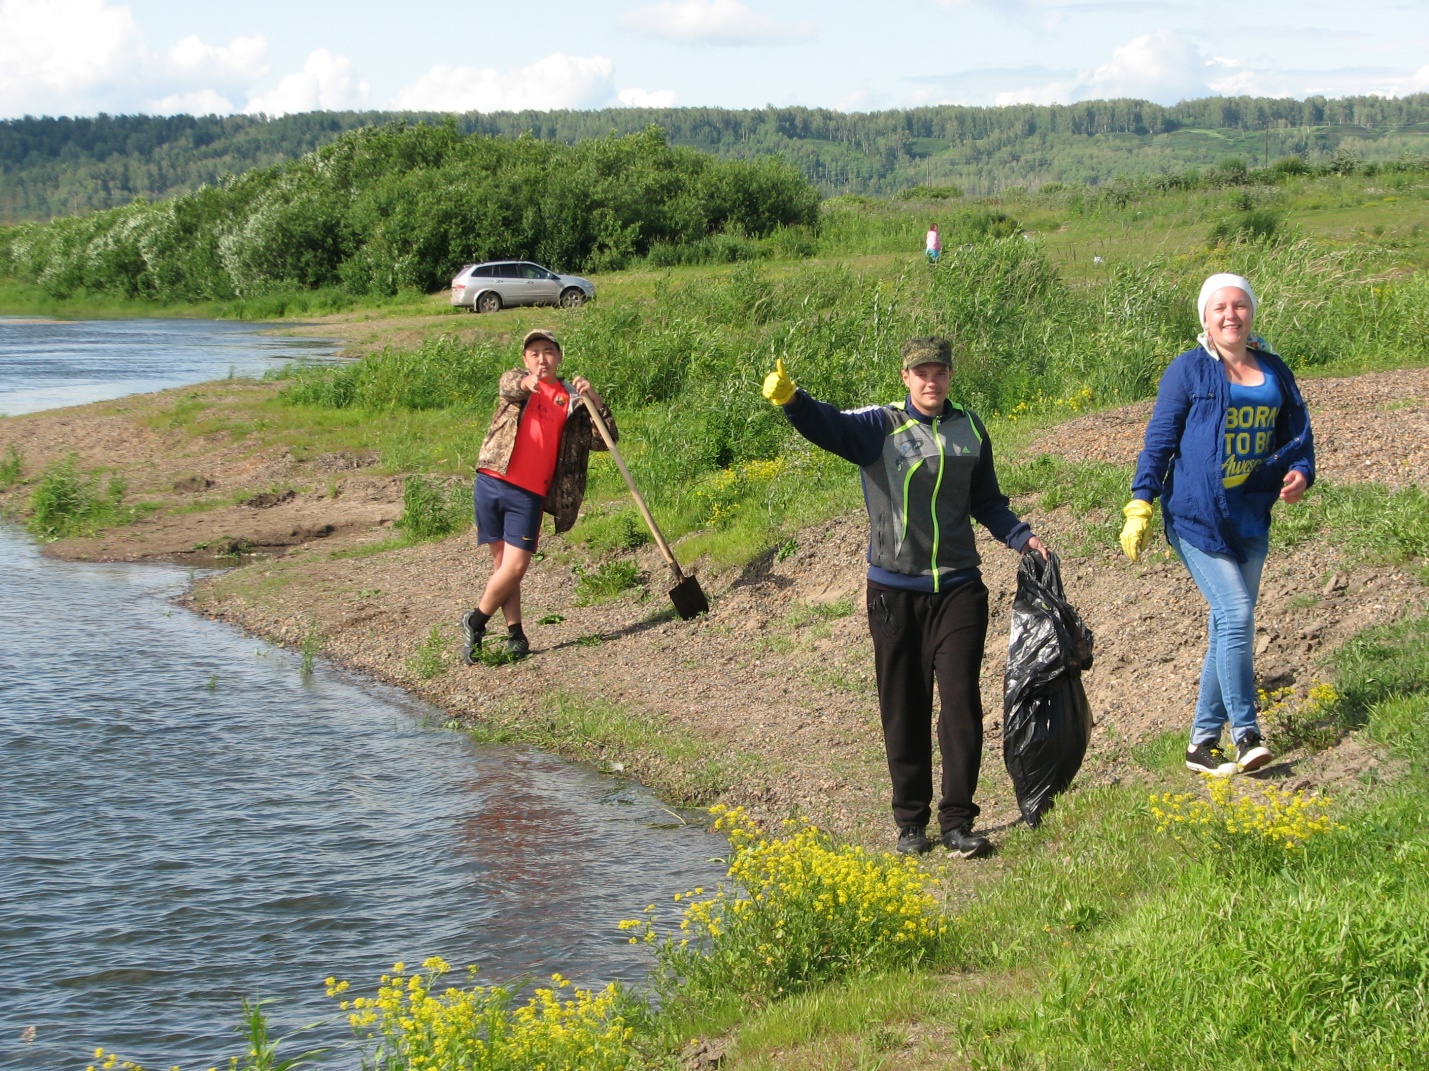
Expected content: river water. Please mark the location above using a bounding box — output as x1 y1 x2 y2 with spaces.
0 319 724 1069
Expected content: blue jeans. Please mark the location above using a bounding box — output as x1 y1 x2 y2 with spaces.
1164 525 1269 747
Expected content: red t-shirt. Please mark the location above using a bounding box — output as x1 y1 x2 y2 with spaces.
481 378 570 497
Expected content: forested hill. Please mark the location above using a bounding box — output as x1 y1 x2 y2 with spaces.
6 93 1429 221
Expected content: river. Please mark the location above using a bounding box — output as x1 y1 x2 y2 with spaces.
0 318 724 1069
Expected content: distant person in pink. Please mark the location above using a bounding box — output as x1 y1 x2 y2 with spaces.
925 223 941 263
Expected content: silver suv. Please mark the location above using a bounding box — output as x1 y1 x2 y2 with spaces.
449 260 595 313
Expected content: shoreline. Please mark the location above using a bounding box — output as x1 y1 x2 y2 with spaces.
4 368 1426 847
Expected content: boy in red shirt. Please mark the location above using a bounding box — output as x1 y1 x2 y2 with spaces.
463 329 616 661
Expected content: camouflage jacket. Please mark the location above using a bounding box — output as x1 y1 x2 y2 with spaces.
476 369 618 534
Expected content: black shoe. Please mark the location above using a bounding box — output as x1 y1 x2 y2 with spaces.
460 610 486 665
1185 743 1238 777
1236 732 1273 773
941 826 992 859
895 826 933 855
506 629 530 660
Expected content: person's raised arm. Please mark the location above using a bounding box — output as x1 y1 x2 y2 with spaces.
498 368 533 402
763 359 884 466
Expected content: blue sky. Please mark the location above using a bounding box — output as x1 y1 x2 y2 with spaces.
1 0 1427 120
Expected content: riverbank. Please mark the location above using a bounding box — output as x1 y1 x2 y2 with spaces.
6 359 1429 1069
2 367 1425 845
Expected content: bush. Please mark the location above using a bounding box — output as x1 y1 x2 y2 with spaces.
397 474 470 541
8 122 822 301
329 959 634 1071
1209 208 1281 245
27 454 129 539
625 806 947 1001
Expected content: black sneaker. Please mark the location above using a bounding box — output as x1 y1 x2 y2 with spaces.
895 826 933 855
506 630 531 660
460 610 486 665
941 826 992 859
1185 743 1237 777
1236 732 1273 773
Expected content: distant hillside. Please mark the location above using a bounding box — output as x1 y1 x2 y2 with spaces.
5 94 1429 221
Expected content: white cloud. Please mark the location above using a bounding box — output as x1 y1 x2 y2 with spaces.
245 49 369 116
621 0 815 46
618 86 679 107
168 34 269 84
996 31 1213 106
1080 30 1210 102
0 0 145 115
391 53 616 112
150 89 237 116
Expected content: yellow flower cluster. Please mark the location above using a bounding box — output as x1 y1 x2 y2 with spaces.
1005 387 1096 421
1151 777 1344 855
695 456 788 527
329 957 633 1071
624 805 947 998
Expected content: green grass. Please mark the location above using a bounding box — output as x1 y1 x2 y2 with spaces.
573 560 642 604
1274 481 1429 563
0 444 22 486
407 625 454 679
708 608 1429 1071
464 690 745 804
396 474 471 542
24 453 149 538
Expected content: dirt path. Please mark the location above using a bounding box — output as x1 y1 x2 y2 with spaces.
2 368 1425 848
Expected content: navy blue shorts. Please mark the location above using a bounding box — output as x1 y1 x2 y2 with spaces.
474 472 544 550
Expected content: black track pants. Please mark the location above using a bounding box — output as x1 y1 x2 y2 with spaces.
867 578 990 832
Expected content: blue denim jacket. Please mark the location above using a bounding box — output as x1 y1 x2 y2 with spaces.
1131 342 1315 562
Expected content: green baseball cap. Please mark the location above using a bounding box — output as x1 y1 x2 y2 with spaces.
900 336 953 370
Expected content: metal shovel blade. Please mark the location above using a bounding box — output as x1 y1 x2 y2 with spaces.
669 573 709 620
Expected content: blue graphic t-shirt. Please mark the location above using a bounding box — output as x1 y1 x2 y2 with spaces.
1222 374 1283 538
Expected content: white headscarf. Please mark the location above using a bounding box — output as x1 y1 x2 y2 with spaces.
1197 273 1257 326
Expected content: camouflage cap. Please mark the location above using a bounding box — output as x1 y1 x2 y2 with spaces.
521 328 562 353
900 336 953 370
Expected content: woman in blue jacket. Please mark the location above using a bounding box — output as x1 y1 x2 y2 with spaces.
1120 273 1315 777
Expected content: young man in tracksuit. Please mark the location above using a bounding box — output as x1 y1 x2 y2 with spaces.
763 338 1047 857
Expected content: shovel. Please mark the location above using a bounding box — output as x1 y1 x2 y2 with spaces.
579 390 710 620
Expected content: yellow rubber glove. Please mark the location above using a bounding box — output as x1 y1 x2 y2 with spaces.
1120 499 1154 561
762 358 796 406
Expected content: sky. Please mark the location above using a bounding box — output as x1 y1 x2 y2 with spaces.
2 0 1428 121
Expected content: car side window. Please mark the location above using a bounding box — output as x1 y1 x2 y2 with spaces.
495 263 521 278
471 265 494 278
520 263 545 280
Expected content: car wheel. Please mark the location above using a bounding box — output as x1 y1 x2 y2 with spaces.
475 291 502 314
559 287 586 309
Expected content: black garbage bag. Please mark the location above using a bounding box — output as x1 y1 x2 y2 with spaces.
1003 551 1095 828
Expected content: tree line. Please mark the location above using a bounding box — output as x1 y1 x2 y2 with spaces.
0 122 819 301
5 94 1429 220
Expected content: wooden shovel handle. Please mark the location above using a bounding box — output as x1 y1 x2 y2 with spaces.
580 389 686 582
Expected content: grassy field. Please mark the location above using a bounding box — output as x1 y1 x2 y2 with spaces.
18 165 1429 1071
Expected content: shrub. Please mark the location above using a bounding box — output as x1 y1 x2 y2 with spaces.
27 454 128 539
1150 778 1342 870
0 444 22 486
1209 208 1281 245
329 958 634 1071
624 806 947 1000
397 474 470 542
8 122 822 300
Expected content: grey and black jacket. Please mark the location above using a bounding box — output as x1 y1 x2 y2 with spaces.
782 389 1032 592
